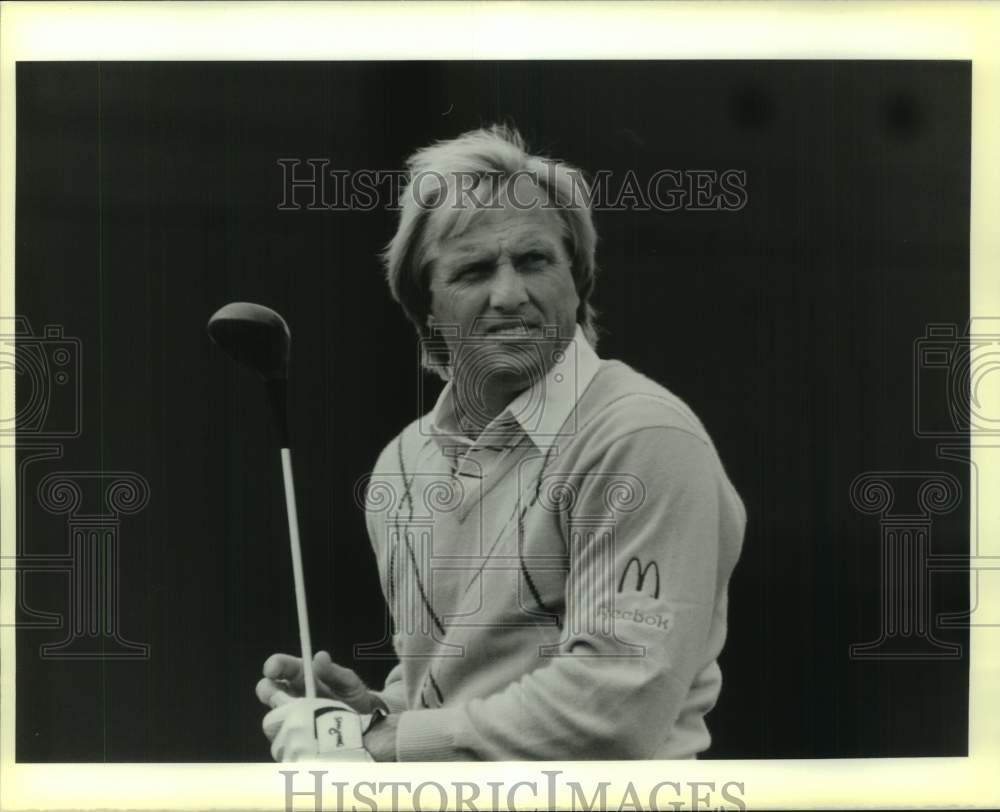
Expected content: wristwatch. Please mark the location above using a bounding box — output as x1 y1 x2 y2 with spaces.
362 705 388 735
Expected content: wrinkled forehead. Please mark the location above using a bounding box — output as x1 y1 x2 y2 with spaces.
424 173 569 253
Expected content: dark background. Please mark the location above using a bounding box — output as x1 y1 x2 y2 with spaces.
14 61 970 761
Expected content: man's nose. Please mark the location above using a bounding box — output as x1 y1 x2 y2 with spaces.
488 261 529 310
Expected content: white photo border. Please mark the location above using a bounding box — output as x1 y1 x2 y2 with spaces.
1 1 997 810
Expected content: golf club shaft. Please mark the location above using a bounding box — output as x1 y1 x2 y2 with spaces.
280 447 317 699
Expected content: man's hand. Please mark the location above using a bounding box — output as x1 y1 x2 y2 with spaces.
257 651 397 761
256 650 381 714
262 693 373 762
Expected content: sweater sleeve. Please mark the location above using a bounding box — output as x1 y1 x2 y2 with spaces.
394 426 729 760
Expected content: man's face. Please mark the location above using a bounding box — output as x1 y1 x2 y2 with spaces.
425 182 580 398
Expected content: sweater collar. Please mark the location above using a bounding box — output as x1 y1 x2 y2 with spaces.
427 324 602 450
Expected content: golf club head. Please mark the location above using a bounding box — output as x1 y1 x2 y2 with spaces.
206 302 290 380
207 302 292 446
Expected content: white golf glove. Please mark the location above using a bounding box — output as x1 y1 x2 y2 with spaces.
264 697 381 762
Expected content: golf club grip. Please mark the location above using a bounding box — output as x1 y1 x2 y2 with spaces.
280 447 317 699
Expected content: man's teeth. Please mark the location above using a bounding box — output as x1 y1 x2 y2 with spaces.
491 327 530 336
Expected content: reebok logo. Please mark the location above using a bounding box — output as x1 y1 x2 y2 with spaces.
598 606 673 631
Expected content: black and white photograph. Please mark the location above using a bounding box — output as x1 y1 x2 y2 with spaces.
1 2 998 810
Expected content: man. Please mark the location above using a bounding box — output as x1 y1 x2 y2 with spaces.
257 125 746 761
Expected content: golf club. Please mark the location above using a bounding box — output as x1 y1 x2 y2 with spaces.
207 302 317 699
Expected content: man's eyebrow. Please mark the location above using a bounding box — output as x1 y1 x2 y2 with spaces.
516 228 561 244
512 238 560 256
449 243 491 256
514 239 556 251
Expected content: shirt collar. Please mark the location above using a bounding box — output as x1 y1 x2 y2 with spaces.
426 324 602 450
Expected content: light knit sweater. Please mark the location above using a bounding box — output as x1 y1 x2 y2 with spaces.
363 359 746 760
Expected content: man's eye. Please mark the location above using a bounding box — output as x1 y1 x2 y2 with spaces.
456 263 491 279
521 251 549 265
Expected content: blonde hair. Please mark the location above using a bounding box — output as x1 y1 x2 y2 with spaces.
380 124 600 374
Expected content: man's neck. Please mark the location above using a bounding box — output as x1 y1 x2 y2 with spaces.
451 378 525 440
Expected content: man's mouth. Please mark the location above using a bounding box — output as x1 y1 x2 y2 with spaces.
486 325 535 337
477 318 540 338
